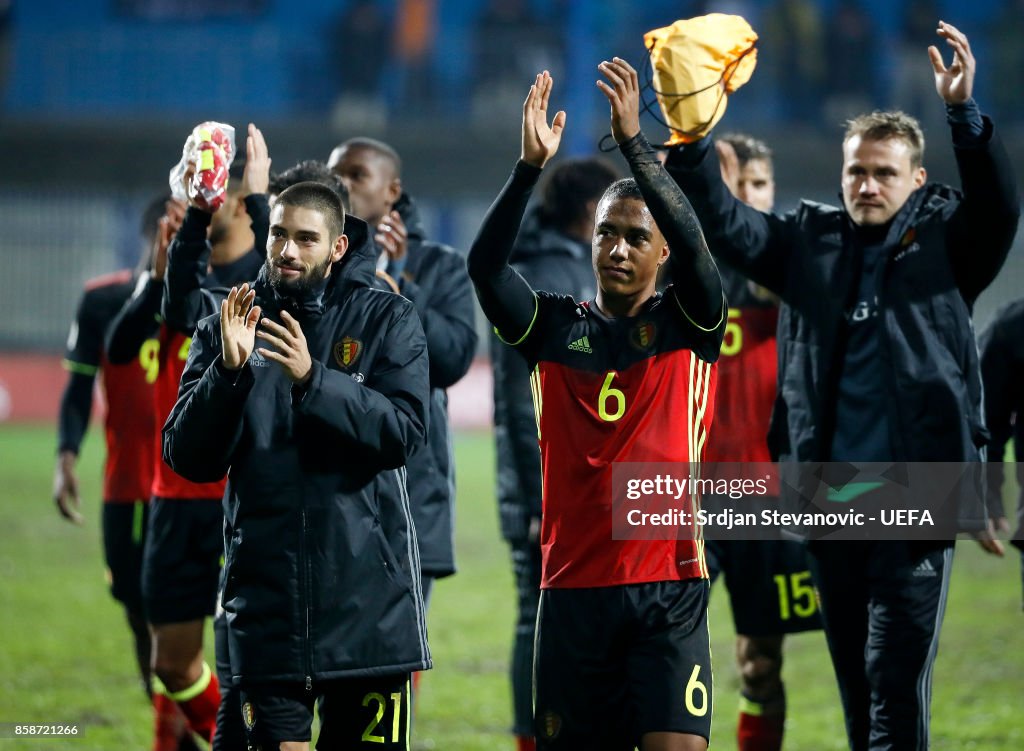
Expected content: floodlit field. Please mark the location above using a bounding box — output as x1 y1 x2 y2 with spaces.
0 424 1021 750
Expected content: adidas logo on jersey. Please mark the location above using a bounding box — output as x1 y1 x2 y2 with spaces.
912 558 938 577
567 336 593 354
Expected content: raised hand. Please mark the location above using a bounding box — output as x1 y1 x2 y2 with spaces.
521 71 566 169
257 311 313 384
715 140 741 198
151 199 187 281
53 451 83 524
240 123 271 196
376 210 408 263
928 21 975 105
220 284 261 370
596 57 641 144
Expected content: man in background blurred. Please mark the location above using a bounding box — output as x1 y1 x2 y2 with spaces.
329 137 477 620
704 133 822 751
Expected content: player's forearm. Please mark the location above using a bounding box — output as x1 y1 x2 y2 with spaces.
619 132 724 328
57 373 94 454
163 208 214 333
243 193 270 260
468 162 543 343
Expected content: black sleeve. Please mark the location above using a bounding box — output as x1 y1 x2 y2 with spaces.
664 137 793 298
979 313 1018 519
105 274 163 365
244 193 270 260
466 161 545 346
57 372 94 455
162 207 214 335
945 116 1021 303
162 316 251 483
63 288 104 374
619 132 725 331
399 249 478 389
292 305 429 468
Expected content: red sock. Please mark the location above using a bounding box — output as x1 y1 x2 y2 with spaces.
152 691 184 751
167 663 220 744
412 670 422 694
737 696 784 751
516 736 537 751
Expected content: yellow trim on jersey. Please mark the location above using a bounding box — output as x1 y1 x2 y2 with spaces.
529 365 543 440
61 359 99 376
671 289 727 333
493 293 540 346
738 695 764 716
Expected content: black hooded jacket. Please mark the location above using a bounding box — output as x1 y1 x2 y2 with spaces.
389 193 477 577
162 219 432 683
490 208 595 542
666 115 1019 532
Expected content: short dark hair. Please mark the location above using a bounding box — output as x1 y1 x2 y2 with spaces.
844 110 925 169
274 182 346 239
270 160 349 208
538 157 620 232
599 177 644 206
718 132 773 169
335 137 402 177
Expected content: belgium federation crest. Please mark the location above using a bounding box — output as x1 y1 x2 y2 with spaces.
539 710 562 740
241 701 256 730
631 321 657 351
333 337 362 369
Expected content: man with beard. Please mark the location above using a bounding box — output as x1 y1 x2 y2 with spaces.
164 182 431 750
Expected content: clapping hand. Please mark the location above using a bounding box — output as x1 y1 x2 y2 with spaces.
521 71 566 169
220 284 261 371
597 57 641 144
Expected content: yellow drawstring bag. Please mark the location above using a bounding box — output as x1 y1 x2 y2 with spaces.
644 14 758 144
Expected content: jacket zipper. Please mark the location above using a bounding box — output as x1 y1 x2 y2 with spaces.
301 502 313 691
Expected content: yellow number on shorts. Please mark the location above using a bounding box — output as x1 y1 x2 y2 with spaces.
598 371 626 422
774 571 818 621
138 339 160 384
361 690 403 744
361 692 386 743
721 309 743 357
685 664 709 717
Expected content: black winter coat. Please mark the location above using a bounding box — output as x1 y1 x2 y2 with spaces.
162 225 432 683
390 193 477 578
667 118 1019 531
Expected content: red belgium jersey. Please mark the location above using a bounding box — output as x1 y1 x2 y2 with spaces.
703 274 778 464
64 271 155 502
150 324 227 500
510 291 726 589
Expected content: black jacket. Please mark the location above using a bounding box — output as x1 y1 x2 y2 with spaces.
667 117 1018 530
390 193 477 577
979 299 1024 549
490 208 595 542
162 227 432 683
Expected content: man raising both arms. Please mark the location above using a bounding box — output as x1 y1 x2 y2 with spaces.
468 62 725 751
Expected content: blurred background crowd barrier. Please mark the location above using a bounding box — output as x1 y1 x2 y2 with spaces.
0 0 1021 422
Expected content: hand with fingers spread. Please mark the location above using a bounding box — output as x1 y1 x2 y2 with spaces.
596 57 641 144
715 140 741 198
376 210 409 263
928 21 975 104
257 311 313 384
221 283 261 370
521 71 566 169
240 123 272 196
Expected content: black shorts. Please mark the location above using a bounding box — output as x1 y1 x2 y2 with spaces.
534 579 712 750
239 675 411 749
142 496 223 625
706 539 822 636
101 501 149 612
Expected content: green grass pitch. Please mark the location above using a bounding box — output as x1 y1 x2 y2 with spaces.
0 424 1021 750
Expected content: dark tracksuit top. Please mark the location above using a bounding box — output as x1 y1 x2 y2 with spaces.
162 232 432 684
